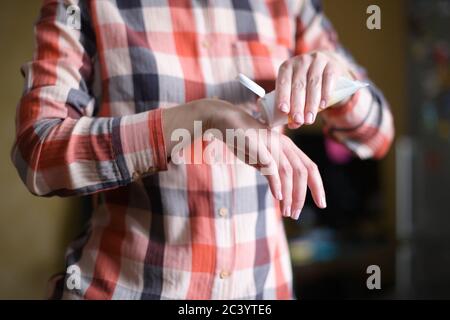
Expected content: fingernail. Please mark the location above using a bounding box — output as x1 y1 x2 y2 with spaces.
293 209 302 220
287 114 293 124
320 100 327 110
280 102 289 113
320 195 327 208
305 112 315 124
294 113 303 124
276 191 283 201
284 206 291 217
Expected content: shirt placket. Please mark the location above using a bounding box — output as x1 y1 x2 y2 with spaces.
193 1 236 297
210 157 237 298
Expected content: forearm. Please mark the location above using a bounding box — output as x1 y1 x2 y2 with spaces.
12 98 167 197
161 100 213 157
161 99 268 158
291 0 394 159
321 48 394 159
321 83 394 160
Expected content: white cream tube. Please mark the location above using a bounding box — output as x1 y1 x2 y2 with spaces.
238 73 369 127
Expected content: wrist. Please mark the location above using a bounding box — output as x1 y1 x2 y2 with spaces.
194 99 221 130
322 90 360 117
161 99 232 157
196 98 237 134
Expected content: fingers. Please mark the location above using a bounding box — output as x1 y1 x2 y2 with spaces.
277 52 340 128
304 53 327 125
224 122 325 216
263 134 326 220
263 160 283 202
289 56 310 129
238 131 283 201
275 61 293 115
282 140 308 220
267 133 293 217
287 138 326 209
278 153 293 217
321 63 336 111
304 159 326 209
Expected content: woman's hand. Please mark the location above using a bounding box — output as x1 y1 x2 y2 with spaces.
210 100 326 218
275 51 352 129
162 99 326 219
240 130 327 219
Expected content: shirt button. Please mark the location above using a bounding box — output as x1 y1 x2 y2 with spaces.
219 270 230 279
218 207 228 217
132 172 140 180
201 40 210 48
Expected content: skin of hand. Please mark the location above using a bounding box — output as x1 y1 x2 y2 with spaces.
162 99 326 219
275 50 353 129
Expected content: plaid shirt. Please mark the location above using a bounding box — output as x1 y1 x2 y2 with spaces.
12 0 393 299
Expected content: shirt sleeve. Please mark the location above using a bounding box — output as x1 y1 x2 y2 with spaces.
11 0 167 197
294 0 394 159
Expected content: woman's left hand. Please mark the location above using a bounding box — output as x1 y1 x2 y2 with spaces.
274 51 352 129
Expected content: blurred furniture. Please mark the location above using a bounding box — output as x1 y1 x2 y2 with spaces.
286 133 396 299
395 0 450 299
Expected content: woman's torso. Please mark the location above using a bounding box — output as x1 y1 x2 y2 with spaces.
57 0 300 300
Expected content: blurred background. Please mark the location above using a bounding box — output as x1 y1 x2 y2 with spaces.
0 0 449 299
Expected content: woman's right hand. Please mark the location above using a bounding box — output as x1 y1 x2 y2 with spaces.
162 98 326 219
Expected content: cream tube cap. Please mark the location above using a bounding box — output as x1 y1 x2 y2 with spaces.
237 73 266 98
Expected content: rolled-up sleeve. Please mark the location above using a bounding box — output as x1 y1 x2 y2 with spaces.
294 0 394 159
11 0 167 197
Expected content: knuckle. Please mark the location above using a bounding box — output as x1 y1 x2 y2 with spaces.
307 162 318 172
313 51 324 60
323 69 335 79
298 54 311 65
292 195 303 206
293 163 306 177
280 163 293 176
279 77 289 86
279 61 291 73
292 79 305 91
309 76 320 87
281 135 296 147
293 160 303 170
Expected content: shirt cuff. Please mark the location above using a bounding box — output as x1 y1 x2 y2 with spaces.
115 108 168 182
148 108 168 171
322 89 360 120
